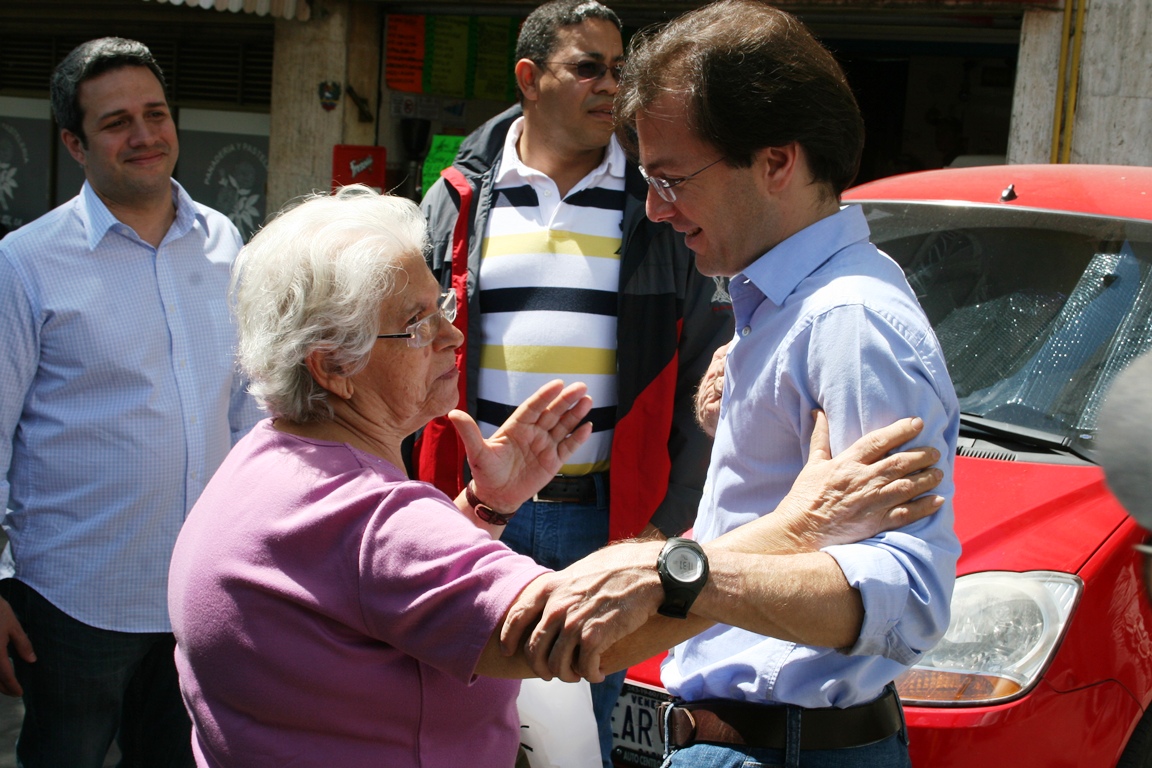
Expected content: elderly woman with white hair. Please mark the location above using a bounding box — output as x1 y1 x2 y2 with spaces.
167 186 946 767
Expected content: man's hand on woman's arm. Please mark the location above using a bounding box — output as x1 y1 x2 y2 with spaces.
495 411 945 682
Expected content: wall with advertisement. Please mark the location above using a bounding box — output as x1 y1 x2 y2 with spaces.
0 97 52 234
176 109 271 242
376 13 521 199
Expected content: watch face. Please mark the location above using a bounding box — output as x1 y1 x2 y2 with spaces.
667 548 705 582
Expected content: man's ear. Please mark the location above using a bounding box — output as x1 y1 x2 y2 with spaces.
305 348 354 401
755 142 802 194
60 130 87 167
514 58 543 103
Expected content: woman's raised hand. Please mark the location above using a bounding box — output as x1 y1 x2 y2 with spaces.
449 380 593 514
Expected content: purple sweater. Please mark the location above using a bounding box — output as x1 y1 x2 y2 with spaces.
169 419 548 766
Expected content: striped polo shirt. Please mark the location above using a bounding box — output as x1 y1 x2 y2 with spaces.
477 118 625 475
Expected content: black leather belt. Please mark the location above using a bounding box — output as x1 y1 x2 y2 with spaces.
532 473 606 504
663 688 903 752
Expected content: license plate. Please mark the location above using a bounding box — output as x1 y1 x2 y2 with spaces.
611 680 671 767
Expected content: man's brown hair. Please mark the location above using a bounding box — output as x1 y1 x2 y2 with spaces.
616 0 864 196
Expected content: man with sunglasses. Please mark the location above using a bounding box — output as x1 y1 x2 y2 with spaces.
417 1 733 763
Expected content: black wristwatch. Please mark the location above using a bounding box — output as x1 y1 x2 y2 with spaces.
656 537 709 619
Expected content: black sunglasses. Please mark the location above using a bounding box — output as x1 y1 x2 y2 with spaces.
545 60 623 82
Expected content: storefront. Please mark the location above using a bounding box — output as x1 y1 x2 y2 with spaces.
0 0 275 237
377 0 1031 183
2 0 1144 228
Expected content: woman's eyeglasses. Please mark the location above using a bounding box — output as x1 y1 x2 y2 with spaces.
377 291 457 349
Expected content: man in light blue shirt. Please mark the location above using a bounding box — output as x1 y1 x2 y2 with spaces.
508 3 959 767
622 3 958 765
0 38 258 765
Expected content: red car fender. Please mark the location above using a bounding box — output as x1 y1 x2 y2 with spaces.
904 678 1141 767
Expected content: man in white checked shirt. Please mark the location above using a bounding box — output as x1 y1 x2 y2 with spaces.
0 38 259 766
416 2 733 764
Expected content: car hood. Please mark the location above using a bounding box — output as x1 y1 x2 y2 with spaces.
953 456 1129 576
844 164 1152 221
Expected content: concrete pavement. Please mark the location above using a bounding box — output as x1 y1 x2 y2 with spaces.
0 692 119 766
0 694 20 768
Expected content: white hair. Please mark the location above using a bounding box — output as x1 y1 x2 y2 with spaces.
231 185 428 422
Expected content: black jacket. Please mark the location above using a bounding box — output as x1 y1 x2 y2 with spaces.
415 105 733 538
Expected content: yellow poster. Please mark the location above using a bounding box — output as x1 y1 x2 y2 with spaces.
425 16 470 97
473 17 517 102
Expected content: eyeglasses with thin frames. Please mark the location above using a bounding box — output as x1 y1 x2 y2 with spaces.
376 291 457 349
639 158 724 203
544 59 623 83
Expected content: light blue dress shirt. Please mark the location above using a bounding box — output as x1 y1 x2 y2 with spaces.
0 180 261 632
662 205 961 708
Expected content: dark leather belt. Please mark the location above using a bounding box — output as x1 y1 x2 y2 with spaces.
664 688 903 752
532 473 605 504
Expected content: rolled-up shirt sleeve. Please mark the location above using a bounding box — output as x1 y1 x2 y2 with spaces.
799 302 960 664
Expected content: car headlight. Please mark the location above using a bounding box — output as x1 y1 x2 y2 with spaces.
895 571 1082 706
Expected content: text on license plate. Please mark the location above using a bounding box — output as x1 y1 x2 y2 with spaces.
611 681 671 767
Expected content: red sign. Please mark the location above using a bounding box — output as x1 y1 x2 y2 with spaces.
332 145 386 191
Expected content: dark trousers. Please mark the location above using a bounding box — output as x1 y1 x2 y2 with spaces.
0 579 194 768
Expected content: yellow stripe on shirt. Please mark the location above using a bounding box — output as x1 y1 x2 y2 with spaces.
559 458 612 475
480 345 617 375
482 231 622 260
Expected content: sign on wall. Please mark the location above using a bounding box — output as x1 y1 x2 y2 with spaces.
176 109 270 242
421 135 466 199
0 97 52 234
385 14 518 103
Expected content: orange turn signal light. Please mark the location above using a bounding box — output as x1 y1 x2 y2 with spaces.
895 668 1024 704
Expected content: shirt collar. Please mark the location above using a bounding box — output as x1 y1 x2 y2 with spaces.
741 205 873 307
77 179 208 250
494 116 626 188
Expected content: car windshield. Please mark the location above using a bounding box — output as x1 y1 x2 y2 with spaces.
857 201 1152 461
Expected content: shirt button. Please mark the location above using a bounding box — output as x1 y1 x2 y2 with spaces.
741 325 751 336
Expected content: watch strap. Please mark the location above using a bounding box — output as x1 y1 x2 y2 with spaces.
657 586 699 619
465 483 515 526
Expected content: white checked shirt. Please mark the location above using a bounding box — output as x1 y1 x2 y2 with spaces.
0 180 261 632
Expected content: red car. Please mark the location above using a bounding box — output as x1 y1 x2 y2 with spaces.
612 165 1152 768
